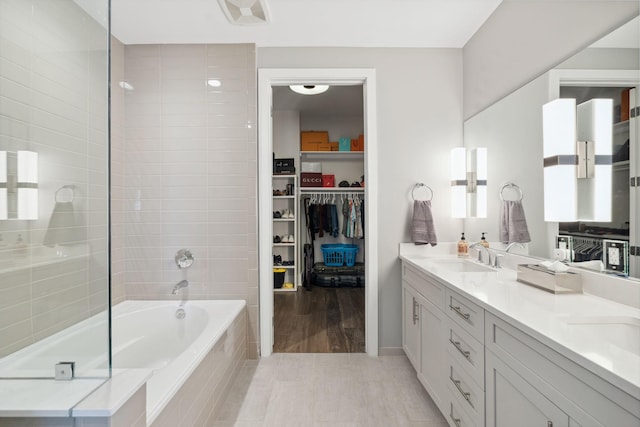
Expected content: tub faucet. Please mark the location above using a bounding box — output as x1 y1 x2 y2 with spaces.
171 279 189 295
505 242 525 253
470 242 491 265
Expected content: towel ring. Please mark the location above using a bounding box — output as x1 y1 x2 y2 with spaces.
55 185 75 203
411 183 433 201
499 182 523 201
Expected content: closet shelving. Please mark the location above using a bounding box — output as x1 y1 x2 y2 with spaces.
272 174 298 292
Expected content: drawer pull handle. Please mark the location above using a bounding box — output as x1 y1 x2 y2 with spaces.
412 297 419 324
449 404 462 427
449 338 471 359
449 304 471 321
450 374 473 408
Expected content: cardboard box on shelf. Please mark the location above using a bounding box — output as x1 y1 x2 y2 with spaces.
351 134 364 151
338 137 351 151
322 174 335 187
301 162 322 173
301 172 323 187
301 131 329 151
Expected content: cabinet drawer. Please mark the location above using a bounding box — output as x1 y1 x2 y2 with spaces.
447 399 479 427
402 263 446 307
447 320 484 389
446 289 484 342
447 360 484 423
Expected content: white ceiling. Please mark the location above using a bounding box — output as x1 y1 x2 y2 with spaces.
273 85 363 116
111 0 503 47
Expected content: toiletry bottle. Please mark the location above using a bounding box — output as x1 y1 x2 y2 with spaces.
457 233 468 258
13 234 27 257
480 232 490 248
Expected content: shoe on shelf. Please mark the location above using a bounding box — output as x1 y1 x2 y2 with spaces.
273 254 282 265
273 211 282 219
287 209 294 218
273 235 281 244
286 235 294 243
282 208 290 218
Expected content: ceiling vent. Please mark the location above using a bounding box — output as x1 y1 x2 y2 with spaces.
218 0 270 25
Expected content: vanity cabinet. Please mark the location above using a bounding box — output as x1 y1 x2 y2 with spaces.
402 283 421 370
401 258 640 427
402 263 448 413
486 313 640 427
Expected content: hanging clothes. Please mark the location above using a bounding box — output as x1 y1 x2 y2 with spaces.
354 198 363 239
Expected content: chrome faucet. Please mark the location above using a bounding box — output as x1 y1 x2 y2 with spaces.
470 242 491 265
505 242 525 253
171 279 189 295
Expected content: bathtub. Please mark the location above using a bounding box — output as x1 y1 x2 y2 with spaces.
112 300 247 424
0 299 247 425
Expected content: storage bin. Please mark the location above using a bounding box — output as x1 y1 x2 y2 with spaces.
273 268 286 288
338 137 351 151
322 174 335 187
321 243 359 267
329 142 339 151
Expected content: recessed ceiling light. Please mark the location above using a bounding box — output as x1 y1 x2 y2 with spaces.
289 85 329 95
218 0 270 25
207 79 222 87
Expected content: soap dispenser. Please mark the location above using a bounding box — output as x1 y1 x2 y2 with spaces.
480 232 490 249
457 233 468 258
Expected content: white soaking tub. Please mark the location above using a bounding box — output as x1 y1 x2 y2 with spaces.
0 299 247 425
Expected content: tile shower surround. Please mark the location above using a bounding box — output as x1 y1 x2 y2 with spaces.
119 44 259 357
0 0 109 357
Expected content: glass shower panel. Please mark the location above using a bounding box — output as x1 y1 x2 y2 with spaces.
0 0 110 382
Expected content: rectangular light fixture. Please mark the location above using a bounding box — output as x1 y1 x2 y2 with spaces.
542 99 612 222
451 147 487 218
0 151 7 220
17 150 38 220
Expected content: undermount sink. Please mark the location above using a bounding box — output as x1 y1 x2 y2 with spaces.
560 315 640 354
436 259 496 273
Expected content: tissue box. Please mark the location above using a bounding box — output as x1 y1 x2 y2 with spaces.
516 264 582 294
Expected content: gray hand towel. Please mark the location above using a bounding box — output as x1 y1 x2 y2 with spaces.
499 200 531 244
412 200 437 246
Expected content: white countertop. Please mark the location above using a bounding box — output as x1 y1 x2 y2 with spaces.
399 245 640 400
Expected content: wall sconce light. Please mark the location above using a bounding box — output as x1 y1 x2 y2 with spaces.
0 151 7 220
17 151 38 220
542 98 612 222
451 147 487 218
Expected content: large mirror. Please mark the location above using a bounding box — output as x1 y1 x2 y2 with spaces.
464 15 640 280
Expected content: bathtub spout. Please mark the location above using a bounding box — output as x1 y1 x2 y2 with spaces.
171 279 189 295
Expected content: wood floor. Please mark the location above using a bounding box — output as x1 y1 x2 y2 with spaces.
274 287 365 353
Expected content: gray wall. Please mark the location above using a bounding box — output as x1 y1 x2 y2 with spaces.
119 44 259 357
463 0 639 119
259 47 464 350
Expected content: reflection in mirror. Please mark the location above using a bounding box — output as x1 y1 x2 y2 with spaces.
0 0 110 404
463 15 640 280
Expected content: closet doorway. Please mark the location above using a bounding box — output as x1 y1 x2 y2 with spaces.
258 69 378 357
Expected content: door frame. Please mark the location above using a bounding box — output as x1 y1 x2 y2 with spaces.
257 68 378 357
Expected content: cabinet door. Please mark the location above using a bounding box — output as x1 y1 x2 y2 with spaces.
403 283 420 372
418 297 447 413
486 350 569 427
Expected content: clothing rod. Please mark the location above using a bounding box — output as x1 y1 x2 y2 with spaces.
302 191 364 196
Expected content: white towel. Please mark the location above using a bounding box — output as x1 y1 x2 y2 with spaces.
412 200 437 246
499 200 531 244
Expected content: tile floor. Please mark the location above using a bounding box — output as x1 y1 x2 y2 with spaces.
213 353 448 427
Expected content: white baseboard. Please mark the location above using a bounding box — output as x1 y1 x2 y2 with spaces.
378 347 405 356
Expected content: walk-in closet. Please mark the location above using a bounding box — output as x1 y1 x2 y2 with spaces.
271 84 366 353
